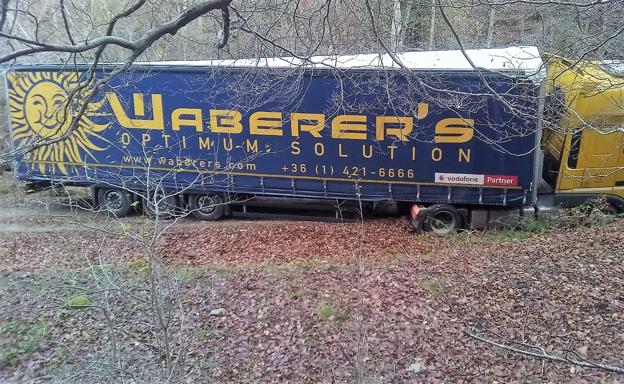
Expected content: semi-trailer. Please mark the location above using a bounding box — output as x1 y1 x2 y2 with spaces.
3 46 623 233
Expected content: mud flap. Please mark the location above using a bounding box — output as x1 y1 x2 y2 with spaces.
409 204 429 232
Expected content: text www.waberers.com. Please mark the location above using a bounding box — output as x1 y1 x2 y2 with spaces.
121 155 257 172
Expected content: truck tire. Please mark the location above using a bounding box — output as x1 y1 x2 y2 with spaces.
143 190 180 219
97 188 132 217
188 194 225 221
423 204 463 235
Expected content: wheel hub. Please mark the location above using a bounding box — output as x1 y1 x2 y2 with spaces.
105 191 124 210
196 195 216 214
430 211 456 233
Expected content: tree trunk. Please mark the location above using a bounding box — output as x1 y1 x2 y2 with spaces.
429 0 436 50
486 7 496 48
391 0 402 51
403 1 412 47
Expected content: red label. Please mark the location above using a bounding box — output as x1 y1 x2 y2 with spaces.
484 175 518 187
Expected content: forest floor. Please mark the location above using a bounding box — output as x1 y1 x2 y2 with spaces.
1 173 623 383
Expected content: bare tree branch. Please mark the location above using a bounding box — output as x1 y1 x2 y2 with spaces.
465 330 624 374
217 6 229 49
0 0 232 64
59 0 75 45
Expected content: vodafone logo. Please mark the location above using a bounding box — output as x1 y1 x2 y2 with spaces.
435 173 518 187
435 173 484 185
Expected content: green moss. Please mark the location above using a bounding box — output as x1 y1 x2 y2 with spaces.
421 279 443 297
67 295 92 309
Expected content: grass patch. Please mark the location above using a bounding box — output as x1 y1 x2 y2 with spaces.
517 217 551 233
128 259 150 277
0 319 47 367
488 198 619 239
67 294 92 309
421 279 443 297
483 217 551 240
317 301 347 323
175 267 198 283
53 345 72 365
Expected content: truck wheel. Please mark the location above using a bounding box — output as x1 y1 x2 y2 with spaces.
188 194 225 221
143 191 180 219
423 204 463 235
97 188 132 217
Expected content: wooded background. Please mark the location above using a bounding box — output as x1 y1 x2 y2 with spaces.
1 0 622 65
0 0 622 158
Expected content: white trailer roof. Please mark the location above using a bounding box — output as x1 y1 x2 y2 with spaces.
140 46 545 81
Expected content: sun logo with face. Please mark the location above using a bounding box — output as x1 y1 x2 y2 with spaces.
8 71 109 175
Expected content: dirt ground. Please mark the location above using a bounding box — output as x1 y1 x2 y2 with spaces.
1 173 624 383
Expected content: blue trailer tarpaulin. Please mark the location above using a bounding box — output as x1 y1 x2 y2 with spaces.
5 46 545 206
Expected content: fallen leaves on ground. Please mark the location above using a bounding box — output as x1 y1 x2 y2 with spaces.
1 213 624 383
159 218 438 265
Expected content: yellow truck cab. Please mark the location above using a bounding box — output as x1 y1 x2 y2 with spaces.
542 57 624 212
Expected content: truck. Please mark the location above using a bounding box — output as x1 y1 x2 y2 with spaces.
541 57 624 212
3 46 623 234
